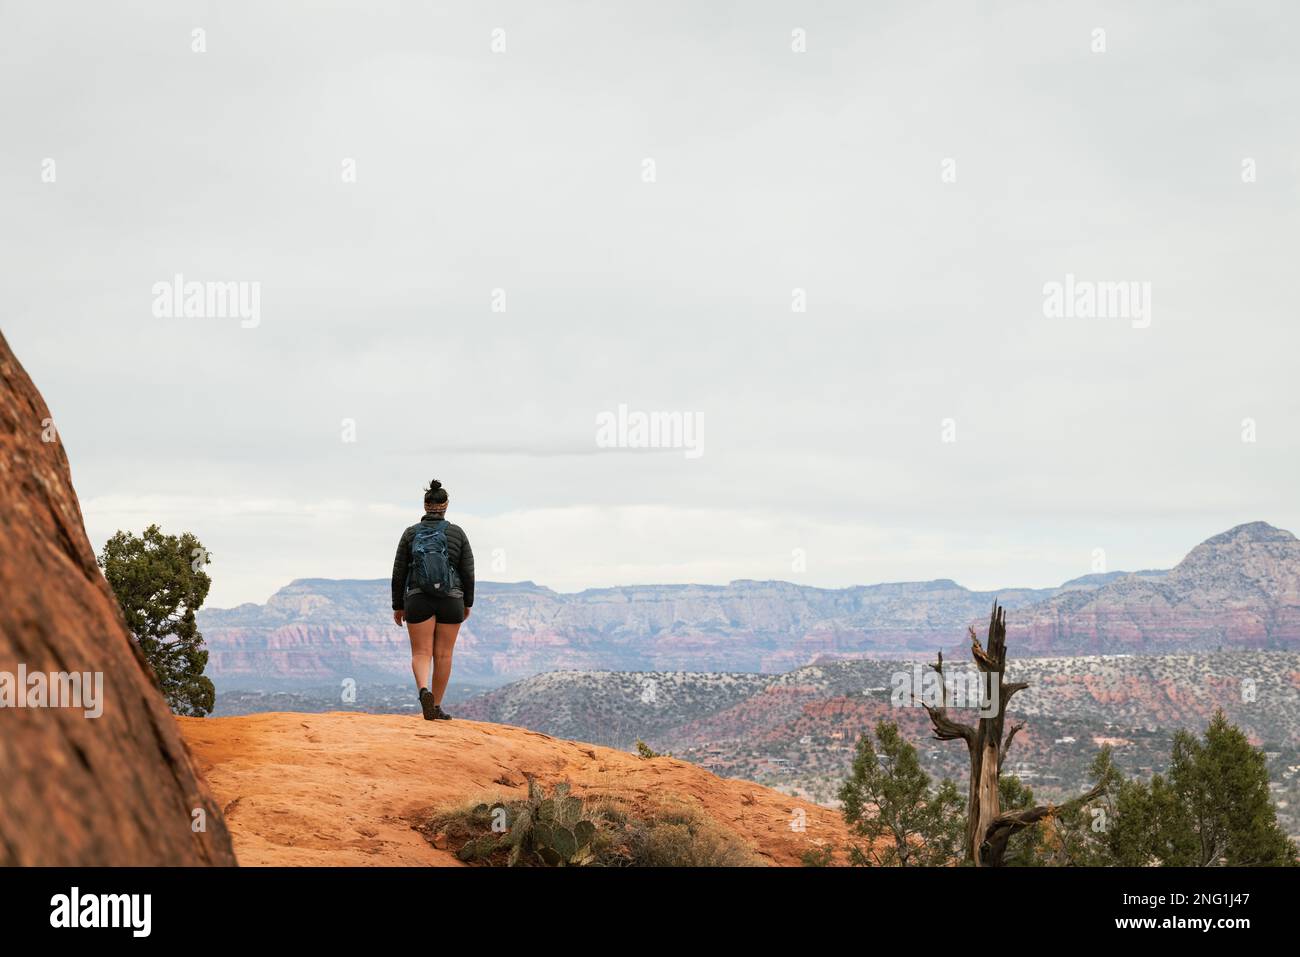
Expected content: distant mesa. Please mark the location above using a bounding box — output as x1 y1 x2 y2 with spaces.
200 521 1300 685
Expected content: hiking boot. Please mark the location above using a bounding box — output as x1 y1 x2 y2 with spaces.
433 704 452 721
418 688 438 721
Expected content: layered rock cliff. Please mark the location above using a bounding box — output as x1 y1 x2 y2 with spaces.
1008 522 1300 654
0 331 236 865
199 523 1300 684
200 578 1080 683
201 522 1299 684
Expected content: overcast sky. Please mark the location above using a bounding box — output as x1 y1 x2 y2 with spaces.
3 1 1298 608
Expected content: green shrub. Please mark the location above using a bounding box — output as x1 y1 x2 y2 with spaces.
801 844 834 867
622 804 761 867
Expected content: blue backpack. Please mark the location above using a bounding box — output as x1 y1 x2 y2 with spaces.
407 520 454 596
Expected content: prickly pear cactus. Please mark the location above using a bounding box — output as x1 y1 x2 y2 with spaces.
461 778 599 866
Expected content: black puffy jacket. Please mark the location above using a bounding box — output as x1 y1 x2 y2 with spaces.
391 514 475 610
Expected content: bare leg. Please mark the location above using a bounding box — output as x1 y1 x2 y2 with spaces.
430 620 462 705
408 617 435 691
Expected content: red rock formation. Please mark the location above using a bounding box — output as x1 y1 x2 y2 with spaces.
1008 522 1300 654
0 331 236 865
179 711 850 866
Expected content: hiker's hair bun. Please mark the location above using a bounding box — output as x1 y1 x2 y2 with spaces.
424 478 449 506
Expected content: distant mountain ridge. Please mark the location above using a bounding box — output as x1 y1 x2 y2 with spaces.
199 522 1299 683
1009 522 1300 654
202 576 1070 683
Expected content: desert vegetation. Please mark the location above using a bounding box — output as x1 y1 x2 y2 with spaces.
98 524 216 716
833 604 1297 866
834 714 1295 867
422 776 761 867
917 603 1105 865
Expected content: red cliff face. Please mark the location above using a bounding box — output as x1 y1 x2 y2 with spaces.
1007 522 1300 654
200 578 1074 683
0 331 236 865
199 528 1300 683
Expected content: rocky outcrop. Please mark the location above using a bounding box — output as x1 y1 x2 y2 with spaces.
1008 522 1300 654
178 711 848 866
0 331 236 865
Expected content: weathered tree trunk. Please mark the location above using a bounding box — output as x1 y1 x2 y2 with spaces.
922 602 1102 866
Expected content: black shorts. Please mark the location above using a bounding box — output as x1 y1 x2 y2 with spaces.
403 590 466 625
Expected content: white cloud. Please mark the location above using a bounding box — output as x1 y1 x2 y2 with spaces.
8 2 1298 608
83 494 1191 607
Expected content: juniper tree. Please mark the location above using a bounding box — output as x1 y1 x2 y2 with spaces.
98 524 216 716
1031 717 1295 867
839 720 964 866
1008 748 1124 867
1161 711 1296 866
